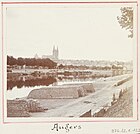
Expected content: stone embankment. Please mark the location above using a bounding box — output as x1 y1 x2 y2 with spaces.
114 76 133 86
92 87 132 117
64 83 95 93
27 83 95 99
7 99 44 117
102 87 133 117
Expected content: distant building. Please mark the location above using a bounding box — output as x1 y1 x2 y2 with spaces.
42 46 59 61
34 54 39 59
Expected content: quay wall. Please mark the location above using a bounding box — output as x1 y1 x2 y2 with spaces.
27 84 95 99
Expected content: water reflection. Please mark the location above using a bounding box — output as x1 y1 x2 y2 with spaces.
7 76 57 90
7 74 110 99
7 74 110 90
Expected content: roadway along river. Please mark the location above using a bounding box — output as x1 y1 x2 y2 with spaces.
30 74 133 117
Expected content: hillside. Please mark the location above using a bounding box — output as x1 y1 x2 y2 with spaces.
103 88 133 117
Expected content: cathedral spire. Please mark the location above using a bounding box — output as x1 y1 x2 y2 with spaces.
53 45 55 52
52 45 59 60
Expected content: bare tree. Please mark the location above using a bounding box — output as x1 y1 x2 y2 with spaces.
117 7 133 38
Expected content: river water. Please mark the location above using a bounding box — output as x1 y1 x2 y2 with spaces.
7 77 97 100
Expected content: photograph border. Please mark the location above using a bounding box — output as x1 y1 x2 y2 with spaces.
1 1 139 124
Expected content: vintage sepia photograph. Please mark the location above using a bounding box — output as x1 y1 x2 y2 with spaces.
4 3 136 119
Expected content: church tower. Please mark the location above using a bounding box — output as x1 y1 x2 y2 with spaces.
56 46 59 59
53 45 59 60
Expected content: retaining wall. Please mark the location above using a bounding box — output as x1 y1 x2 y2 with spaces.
27 83 95 99
7 99 44 117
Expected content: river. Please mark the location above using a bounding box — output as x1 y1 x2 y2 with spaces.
7 76 97 100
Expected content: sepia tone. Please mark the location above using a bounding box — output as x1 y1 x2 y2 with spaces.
6 5 133 118
7 46 133 117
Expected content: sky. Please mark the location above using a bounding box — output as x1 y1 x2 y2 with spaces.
6 4 134 61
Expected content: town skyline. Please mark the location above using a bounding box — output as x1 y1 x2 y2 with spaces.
6 5 134 61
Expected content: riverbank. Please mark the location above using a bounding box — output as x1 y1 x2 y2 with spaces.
7 74 133 117
7 99 44 117
30 75 132 117
102 87 133 117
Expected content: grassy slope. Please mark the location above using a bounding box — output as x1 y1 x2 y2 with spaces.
103 88 133 117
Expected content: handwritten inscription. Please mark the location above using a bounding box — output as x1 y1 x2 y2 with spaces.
51 123 82 133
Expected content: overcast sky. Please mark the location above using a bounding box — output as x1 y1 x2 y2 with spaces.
6 4 134 61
